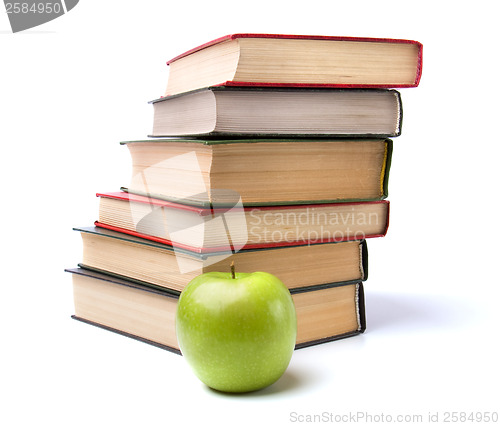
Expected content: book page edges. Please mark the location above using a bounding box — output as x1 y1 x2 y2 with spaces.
167 33 422 70
71 316 182 355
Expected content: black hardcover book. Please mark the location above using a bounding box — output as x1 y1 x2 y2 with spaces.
66 267 366 353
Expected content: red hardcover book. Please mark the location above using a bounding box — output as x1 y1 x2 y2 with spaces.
164 33 422 96
95 191 389 254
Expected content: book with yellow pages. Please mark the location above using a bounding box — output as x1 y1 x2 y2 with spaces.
66 267 366 353
163 33 422 96
96 191 389 253
73 226 368 293
121 138 393 207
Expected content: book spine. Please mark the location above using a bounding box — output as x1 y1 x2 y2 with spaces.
382 139 394 198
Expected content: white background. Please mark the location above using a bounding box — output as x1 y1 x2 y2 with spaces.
1 1 499 425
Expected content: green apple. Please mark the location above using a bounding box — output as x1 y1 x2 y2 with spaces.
175 266 297 393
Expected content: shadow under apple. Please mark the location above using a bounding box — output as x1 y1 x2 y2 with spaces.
204 365 321 398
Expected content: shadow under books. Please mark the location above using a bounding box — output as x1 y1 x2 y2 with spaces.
364 290 475 333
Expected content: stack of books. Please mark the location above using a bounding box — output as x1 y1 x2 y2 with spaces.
66 34 422 354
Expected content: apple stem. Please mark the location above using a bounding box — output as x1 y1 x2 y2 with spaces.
230 261 235 279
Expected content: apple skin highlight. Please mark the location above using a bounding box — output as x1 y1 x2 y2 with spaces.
175 271 297 393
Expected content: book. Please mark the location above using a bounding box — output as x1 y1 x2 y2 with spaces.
163 33 423 96
69 267 181 354
121 138 393 206
66 267 366 352
150 87 402 137
73 226 368 292
96 191 389 252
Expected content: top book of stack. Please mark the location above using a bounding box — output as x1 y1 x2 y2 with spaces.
163 33 423 97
